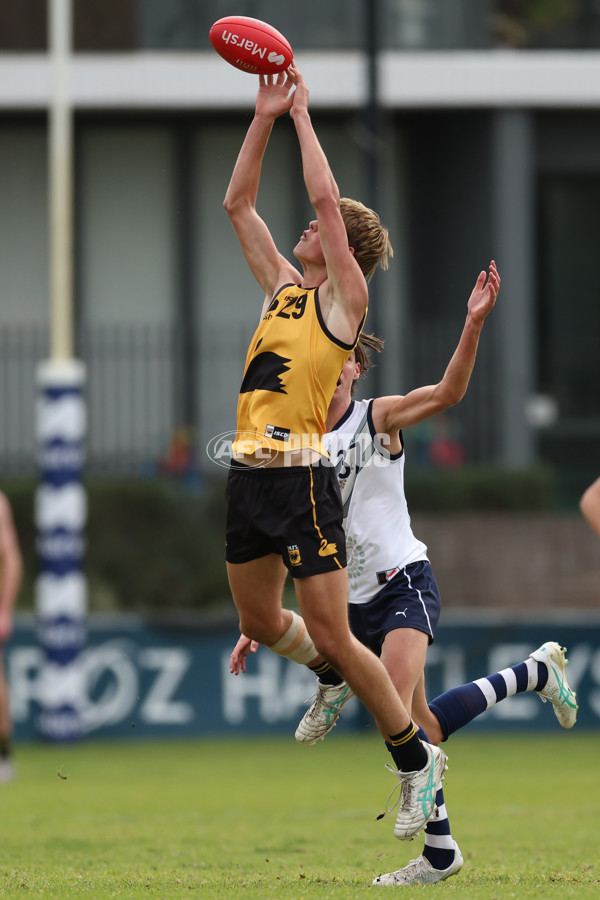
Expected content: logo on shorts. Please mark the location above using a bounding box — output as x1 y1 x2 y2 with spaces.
318 538 338 557
287 544 302 566
395 608 408 618
265 424 290 442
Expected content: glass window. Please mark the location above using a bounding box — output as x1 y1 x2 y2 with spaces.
0 1 46 51
494 0 600 50
0 122 48 472
537 176 600 420
139 1 363 51
536 174 600 479
78 124 177 472
0 0 136 52
0 124 48 325
74 0 136 51
4 0 600 53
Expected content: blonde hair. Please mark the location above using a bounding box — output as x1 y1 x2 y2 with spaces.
352 332 384 396
340 198 393 281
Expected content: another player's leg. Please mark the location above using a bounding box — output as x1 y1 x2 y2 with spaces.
296 569 445 839
378 633 460 872
427 640 578 741
0 651 14 783
374 768 463 884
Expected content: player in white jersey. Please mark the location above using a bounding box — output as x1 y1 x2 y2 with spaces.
231 260 578 884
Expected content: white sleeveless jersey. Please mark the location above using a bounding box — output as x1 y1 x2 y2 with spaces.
323 398 428 606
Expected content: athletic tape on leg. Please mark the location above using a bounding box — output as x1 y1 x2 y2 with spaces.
267 611 317 665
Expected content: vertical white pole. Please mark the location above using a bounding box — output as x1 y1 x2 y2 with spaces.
49 0 73 361
36 0 87 742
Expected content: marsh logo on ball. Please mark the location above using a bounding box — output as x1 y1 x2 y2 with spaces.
209 16 293 76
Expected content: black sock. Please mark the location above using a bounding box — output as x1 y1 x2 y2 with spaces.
0 739 11 760
309 661 344 687
388 723 427 772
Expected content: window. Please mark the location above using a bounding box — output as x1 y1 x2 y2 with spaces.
537 174 600 470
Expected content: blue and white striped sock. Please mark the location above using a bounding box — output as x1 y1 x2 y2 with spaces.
416 727 455 870
429 657 548 739
422 783 456 870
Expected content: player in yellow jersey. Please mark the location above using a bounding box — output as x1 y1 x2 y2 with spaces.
223 62 447 840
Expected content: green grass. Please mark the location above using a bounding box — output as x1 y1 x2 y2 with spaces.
0 732 598 898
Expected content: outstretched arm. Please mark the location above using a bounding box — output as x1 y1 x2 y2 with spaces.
0 493 22 643
374 261 501 434
288 64 367 340
223 71 300 300
580 477 600 539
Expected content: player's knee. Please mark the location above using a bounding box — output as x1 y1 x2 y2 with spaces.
312 632 352 670
266 611 319 665
238 613 282 648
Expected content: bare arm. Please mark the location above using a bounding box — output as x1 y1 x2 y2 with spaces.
0 493 22 642
373 262 500 436
288 65 368 341
223 71 300 301
580 477 600 539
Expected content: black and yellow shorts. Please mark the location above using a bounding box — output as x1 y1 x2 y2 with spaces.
225 460 347 577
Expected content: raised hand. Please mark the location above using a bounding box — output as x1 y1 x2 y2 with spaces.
467 260 500 324
255 69 295 120
287 62 309 120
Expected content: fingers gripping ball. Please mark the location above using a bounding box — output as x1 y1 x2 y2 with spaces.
209 16 293 76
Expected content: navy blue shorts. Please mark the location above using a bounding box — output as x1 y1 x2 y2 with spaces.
348 560 441 655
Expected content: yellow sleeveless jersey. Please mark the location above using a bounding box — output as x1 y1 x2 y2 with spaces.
234 283 364 456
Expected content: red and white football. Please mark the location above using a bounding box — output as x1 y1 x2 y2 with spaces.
209 16 293 76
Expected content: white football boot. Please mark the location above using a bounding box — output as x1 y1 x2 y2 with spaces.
530 641 578 728
373 841 464 886
295 681 354 744
380 742 448 841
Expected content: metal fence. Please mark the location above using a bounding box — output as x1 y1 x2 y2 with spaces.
0 320 496 478
406 316 497 467
0 324 47 475
81 324 177 476
0 323 179 478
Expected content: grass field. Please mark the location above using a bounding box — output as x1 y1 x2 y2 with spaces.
0 732 598 898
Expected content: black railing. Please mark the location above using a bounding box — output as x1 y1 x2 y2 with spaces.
81 324 177 476
0 319 496 478
0 324 48 475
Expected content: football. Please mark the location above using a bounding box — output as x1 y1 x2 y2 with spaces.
209 16 293 76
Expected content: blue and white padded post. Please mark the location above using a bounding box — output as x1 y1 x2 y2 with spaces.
36 358 87 741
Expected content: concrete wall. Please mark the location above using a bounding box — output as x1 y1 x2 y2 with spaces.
414 513 600 610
